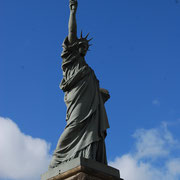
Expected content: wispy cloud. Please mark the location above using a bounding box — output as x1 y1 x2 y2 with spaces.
0 117 51 180
110 124 180 180
162 119 180 127
152 99 160 106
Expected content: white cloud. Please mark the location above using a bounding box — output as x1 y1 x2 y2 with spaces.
110 155 165 180
133 124 177 159
0 117 51 180
110 124 180 180
167 158 180 176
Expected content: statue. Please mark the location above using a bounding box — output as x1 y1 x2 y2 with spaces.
49 0 110 169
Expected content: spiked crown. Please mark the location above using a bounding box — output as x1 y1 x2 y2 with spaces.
78 31 93 50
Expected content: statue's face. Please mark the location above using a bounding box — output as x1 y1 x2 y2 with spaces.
79 43 88 56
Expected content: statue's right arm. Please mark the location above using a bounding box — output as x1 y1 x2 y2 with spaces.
68 1 78 44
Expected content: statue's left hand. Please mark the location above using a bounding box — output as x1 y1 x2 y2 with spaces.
100 88 110 103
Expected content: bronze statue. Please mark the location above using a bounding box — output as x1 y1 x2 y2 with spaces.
49 0 110 169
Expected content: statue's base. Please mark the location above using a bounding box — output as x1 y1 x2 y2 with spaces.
41 158 124 180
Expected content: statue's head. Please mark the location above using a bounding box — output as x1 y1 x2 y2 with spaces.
78 31 92 57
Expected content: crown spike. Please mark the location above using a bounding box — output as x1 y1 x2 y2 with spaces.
85 33 90 39
88 38 93 42
80 30 83 38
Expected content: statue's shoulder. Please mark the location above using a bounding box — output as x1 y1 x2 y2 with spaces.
61 37 79 58
62 37 79 49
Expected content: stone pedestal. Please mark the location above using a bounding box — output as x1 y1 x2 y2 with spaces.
41 158 124 180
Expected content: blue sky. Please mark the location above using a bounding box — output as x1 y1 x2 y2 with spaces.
0 0 180 179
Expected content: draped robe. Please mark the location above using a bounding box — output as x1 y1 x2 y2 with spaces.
49 37 110 168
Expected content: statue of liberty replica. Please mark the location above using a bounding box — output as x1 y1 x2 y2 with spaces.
42 1 123 179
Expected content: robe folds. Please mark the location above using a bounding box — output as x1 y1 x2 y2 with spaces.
49 37 110 168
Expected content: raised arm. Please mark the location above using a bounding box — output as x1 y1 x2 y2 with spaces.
68 0 78 44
